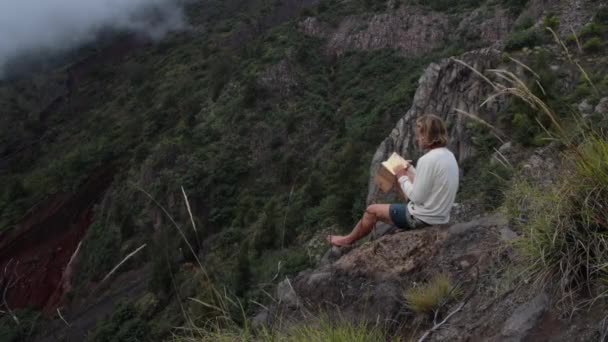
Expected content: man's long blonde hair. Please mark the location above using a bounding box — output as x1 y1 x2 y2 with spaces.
416 114 448 149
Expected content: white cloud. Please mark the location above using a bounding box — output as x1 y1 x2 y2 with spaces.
0 0 186 77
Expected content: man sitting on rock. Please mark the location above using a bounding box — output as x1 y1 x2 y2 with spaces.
328 114 459 246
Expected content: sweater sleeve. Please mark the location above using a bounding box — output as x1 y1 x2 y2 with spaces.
398 157 433 204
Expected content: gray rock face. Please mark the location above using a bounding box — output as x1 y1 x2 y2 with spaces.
595 97 608 114
299 6 513 57
524 0 594 36
498 141 513 154
367 48 506 204
578 98 594 115
277 278 300 308
501 293 550 341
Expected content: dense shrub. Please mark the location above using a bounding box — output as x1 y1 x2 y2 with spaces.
0 308 40 342
505 29 542 51
90 303 150 342
583 36 603 52
74 220 121 283
542 14 560 30
500 0 529 15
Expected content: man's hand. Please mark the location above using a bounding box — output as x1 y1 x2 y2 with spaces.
393 164 409 180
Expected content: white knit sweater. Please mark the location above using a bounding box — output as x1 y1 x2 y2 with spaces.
398 147 459 224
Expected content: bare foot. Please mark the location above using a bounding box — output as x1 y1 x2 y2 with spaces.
326 235 352 247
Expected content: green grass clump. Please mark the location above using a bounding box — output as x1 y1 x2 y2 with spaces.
404 274 459 314
175 315 387 342
506 135 608 303
285 319 387 342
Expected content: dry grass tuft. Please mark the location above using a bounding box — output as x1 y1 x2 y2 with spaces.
404 274 460 314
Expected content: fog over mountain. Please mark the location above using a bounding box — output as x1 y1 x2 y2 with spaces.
0 0 186 78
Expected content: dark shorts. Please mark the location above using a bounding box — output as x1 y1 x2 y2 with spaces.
389 203 429 229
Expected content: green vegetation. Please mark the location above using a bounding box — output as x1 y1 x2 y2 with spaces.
486 51 608 307
499 0 530 15
505 29 542 51
176 316 386 342
459 155 513 211
90 303 151 342
0 309 41 342
567 12 608 55
282 319 387 342
0 0 458 339
543 14 560 30
506 135 608 304
583 36 603 52
404 274 460 314
3 0 606 338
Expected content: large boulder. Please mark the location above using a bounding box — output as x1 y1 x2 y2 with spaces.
273 214 508 326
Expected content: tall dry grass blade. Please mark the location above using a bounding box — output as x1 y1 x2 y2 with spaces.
535 80 547 96
135 185 209 281
547 27 572 60
455 109 506 144
547 27 599 96
189 297 225 314
57 308 70 327
569 27 583 54
181 186 197 233
491 69 531 91
479 90 509 107
508 56 540 79
491 148 513 169
452 58 499 90
98 243 146 286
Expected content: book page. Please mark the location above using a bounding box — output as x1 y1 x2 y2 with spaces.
381 152 409 175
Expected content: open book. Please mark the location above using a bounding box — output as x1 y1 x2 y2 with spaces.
373 152 411 193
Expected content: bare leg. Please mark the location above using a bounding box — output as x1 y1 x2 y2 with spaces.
327 204 391 246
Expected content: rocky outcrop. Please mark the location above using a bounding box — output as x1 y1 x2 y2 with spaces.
367 48 506 203
455 7 513 45
267 215 518 336
521 0 595 36
299 6 514 57
266 212 604 341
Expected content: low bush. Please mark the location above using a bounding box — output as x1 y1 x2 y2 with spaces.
543 14 560 30
505 29 542 51
577 23 603 40
89 302 150 342
500 0 530 15
0 308 40 342
583 36 603 53
74 219 121 283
